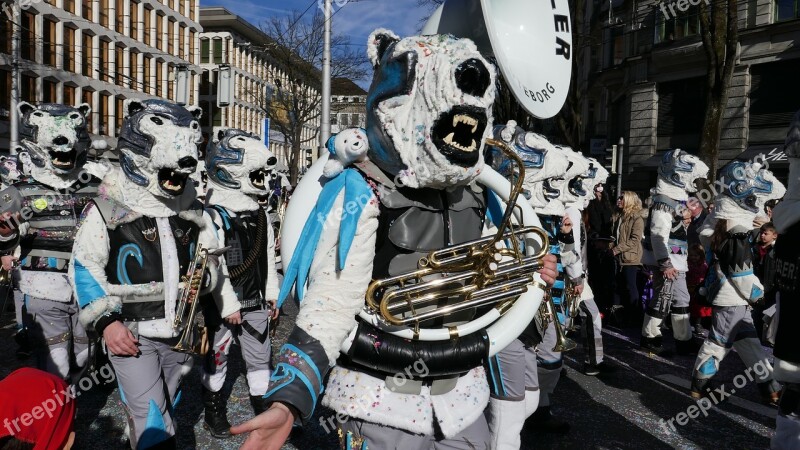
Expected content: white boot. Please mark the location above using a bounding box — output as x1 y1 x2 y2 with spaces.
487 398 526 450
524 389 540 418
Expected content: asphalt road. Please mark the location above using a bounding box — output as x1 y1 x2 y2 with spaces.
1 295 778 450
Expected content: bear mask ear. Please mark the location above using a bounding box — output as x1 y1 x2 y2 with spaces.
185 104 203 120
77 103 92 118
215 129 226 143
367 28 400 67
17 101 35 118
326 134 337 156
124 99 146 117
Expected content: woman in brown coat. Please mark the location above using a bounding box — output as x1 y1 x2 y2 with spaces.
611 191 645 321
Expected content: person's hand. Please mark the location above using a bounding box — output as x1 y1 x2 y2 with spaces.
538 253 558 286
573 282 584 296
224 311 242 326
102 321 139 356
268 300 279 320
560 215 573 234
1 255 17 271
231 402 296 450
662 267 679 280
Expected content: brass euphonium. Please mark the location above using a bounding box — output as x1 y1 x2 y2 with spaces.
172 245 210 355
365 138 550 335
563 277 582 332
0 268 12 288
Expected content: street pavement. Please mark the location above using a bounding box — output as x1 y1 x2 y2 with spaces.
1 296 778 449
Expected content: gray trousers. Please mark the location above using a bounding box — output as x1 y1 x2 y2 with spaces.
693 305 776 384
579 297 604 365
642 270 692 341
202 305 272 396
535 320 562 407
25 295 89 379
109 331 191 450
337 414 490 450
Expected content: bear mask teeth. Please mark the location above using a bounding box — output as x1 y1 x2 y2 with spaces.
249 169 267 190
158 168 189 195
431 106 487 167
49 148 77 171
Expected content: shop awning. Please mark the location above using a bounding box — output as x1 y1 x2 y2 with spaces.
734 144 789 168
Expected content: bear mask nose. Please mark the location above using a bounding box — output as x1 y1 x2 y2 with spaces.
455 58 490 97
53 136 69 146
178 156 197 170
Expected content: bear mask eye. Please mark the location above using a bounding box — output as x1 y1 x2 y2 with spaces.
33 112 43 117
150 116 164 125
70 113 80 120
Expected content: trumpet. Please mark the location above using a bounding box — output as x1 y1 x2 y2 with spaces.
563 278 582 332
537 290 577 352
365 138 550 336
172 245 209 355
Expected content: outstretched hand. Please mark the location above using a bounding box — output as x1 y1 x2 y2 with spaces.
538 253 558 286
231 402 296 450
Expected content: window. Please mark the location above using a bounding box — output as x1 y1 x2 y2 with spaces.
20 12 35 61
63 85 76 105
100 0 109 27
63 27 76 72
43 80 58 103
157 60 164 96
775 0 799 20
0 70 9 118
83 0 93 20
167 19 174 54
116 0 124 31
130 3 138 39
189 74 194 104
339 113 348 127
43 19 58 67
82 89 94 130
143 56 152 94
330 114 337 125
189 0 195 21
21 75 36 103
99 93 110 135
65 0 75 14
168 65 174 100
99 40 110 82
189 30 196 64
179 25 185 59
116 97 124 135
116 46 124 87
655 6 700 44
212 102 221 126
351 113 360 127
200 38 209 63
156 14 164 50
0 19 10 54
130 51 139 88
212 38 223 64
82 33 93 76
143 7 151 45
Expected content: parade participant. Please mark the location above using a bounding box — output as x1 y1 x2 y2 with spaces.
10 102 107 380
231 30 557 450
770 110 800 449
71 99 241 450
565 157 613 375
640 149 709 355
200 128 280 438
0 156 29 359
525 145 589 433
483 121 569 449
691 161 784 404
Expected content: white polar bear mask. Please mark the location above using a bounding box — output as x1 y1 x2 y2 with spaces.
366 29 496 189
206 128 277 200
323 128 369 178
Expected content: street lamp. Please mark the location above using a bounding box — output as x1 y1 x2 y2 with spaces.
616 137 624 196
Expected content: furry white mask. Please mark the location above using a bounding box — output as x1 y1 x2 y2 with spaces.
713 162 786 225
557 147 592 207
323 128 369 178
117 99 203 199
655 149 709 199
366 29 496 189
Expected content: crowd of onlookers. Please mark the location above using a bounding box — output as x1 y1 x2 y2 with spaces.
584 183 782 346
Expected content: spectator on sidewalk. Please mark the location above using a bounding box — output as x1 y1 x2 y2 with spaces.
611 191 644 323
686 196 707 246
753 222 779 343
587 184 617 311
687 243 711 337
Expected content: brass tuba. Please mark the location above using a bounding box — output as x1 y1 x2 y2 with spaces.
537 289 578 352
365 138 550 338
172 245 209 355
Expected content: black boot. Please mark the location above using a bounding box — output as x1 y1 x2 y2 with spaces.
758 381 781 406
640 335 664 353
14 328 31 360
674 338 701 356
250 395 269 415
690 377 716 400
202 388 231 439
142 436 176 450
524 406 570 434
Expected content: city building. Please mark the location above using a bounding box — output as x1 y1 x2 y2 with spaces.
581 0 800 189
0 0 202 151
331 77 366 134
198 7 320 174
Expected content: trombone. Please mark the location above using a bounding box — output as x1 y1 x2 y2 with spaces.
537 289 577 353
172 245 209 355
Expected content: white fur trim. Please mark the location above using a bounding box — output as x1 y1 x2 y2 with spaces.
247 369 271 396
322 366 489 438
323 160 345 178
655 178 689 201
98 167 199 219
105 282 164 297
205 184 259 213
78 295 122 328
19 270 73 302
367 28 400 66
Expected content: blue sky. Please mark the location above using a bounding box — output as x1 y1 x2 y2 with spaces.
202 0 434 87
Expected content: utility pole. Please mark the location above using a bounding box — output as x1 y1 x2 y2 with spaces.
616 136 624 195
10 5 21 155
319 0 331 156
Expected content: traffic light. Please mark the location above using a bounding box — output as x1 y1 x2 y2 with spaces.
604 145 618 173
305 149 313 168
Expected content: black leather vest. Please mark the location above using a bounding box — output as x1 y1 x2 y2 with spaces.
100 201 201 322
210 206 268 310
774 221 800 364
17 176 98 273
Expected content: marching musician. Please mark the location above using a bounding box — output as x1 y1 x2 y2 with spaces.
70 99 241 450
199 129 280 438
